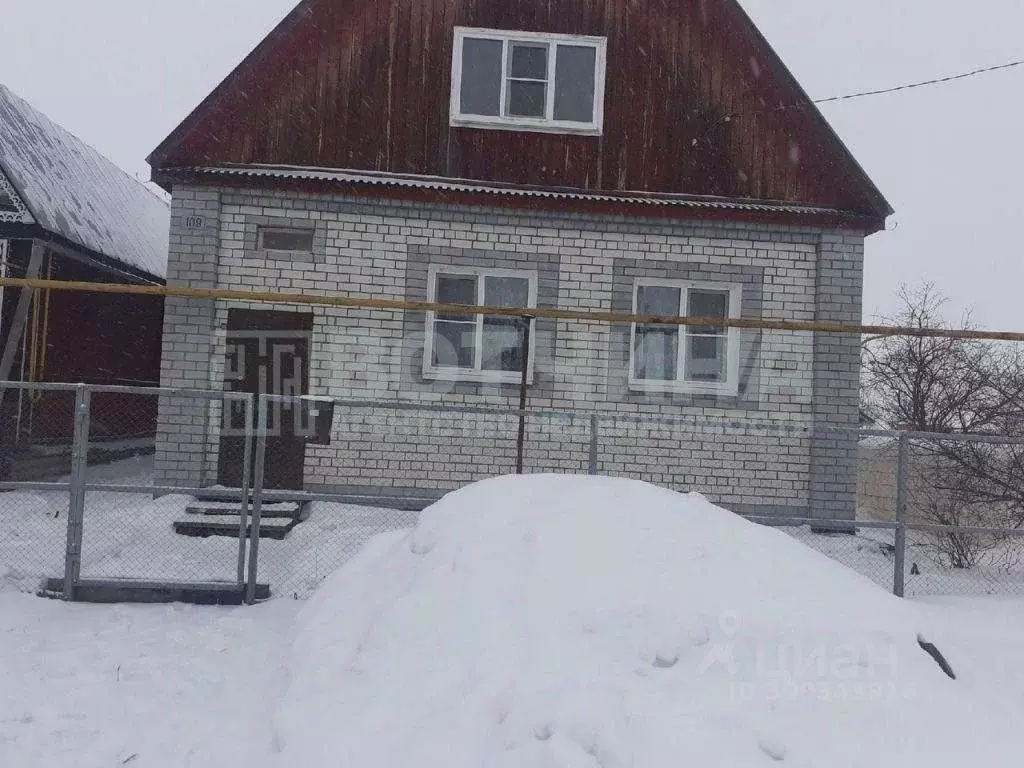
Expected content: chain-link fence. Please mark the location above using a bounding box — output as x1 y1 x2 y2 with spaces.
4 381 1024 603
895 432 1024 597
238 394 1024 601
0 381 76 592
0 382 255 600
77 386 254 591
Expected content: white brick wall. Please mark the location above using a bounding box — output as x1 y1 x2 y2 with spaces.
154 185 866 518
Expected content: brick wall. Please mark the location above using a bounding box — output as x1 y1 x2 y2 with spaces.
153 187 222 489
810 232 866 520
154 184 866 518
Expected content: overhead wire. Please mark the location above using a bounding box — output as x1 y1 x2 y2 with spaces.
811 58 1024 106
709 57 1024 131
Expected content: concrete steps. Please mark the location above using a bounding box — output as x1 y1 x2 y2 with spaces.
184 500 306 519
173 499 310 540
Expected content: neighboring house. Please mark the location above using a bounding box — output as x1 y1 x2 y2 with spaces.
0 83 169 451
148 0 891 519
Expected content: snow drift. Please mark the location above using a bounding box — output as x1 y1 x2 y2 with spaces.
268 475 1019 767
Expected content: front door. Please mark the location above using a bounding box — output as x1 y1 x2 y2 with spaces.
218 309 313 490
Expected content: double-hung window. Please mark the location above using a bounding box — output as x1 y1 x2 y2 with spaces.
630 280 742 395
425 267 538 383
450 27 607 134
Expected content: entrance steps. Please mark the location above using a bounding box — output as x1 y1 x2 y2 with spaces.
173 497 311 540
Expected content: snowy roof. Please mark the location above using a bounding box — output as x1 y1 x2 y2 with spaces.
0 84 169 280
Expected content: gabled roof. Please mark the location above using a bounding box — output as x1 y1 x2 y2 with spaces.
0 83 170 280
149 0 891 228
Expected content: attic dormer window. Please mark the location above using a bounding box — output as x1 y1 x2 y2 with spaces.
450 27 606 135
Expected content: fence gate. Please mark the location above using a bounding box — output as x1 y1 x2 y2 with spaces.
11 384 256 602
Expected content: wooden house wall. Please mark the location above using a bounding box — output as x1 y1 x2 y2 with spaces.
154 0 880 215
0 244 164 442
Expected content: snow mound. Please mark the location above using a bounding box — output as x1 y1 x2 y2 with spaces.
269 475 1019 767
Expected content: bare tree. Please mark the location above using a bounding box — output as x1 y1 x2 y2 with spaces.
862 284 1011 433
862 284 1024 567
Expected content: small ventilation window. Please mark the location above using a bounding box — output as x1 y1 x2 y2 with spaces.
258 228 315 253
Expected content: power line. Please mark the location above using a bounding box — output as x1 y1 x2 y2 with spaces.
702 57 1024 138
812 58 1024 105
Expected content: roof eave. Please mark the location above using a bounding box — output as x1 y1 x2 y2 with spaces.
0 222 165 285
147 0 318 167
154 165 885 234
726 0 893 220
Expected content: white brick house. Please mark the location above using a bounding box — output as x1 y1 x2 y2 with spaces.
148 0 890 520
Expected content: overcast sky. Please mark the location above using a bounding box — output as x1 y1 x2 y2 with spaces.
1 0 1021 329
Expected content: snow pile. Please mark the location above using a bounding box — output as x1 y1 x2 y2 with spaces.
269 475 1020 767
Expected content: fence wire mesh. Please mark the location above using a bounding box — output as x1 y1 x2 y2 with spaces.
252 502 418 598
75 387 252 587
780 520 900 594
898 434 1024 597
0 383 74 590
4 381 1024 602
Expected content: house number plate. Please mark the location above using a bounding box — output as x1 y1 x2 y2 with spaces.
184 215 205 229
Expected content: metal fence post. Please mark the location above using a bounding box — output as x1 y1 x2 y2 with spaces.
62 383 91 600
245 394 269 604
588 414 599 475
893 431 909 598
235 393 254 586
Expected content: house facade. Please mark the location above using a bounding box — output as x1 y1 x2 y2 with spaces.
148 0 890 520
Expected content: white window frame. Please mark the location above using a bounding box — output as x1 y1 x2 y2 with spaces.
628 279 743 396
450 26 607 135
257 227 315 254
424 265 539 384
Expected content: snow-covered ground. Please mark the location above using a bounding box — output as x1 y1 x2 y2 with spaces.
2 474 1023 767
0 455 417 597
787 523 1024 597
2 456 1023 600
0 592 299 767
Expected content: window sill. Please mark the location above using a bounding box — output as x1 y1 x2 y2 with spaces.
627 379 740 398
424 367 536 385
450 116 602 137
259 249 316 259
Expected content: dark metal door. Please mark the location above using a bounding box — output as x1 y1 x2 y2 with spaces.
219 309 312 490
